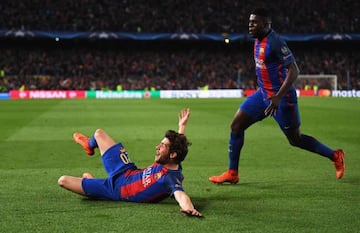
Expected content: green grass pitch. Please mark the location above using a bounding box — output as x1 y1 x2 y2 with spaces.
0 97 359 233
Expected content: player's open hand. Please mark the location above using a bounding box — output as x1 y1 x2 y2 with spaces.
180 208 203 217
264 95 281 116
178 108 190 126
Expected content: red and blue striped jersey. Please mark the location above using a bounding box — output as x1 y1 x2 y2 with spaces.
254 29 296 98
117 162 184 203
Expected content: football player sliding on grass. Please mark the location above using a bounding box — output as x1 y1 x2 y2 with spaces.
58 108 202 217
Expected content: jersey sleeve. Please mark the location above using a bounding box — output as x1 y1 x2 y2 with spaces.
165 173 184 196
272 35 295 67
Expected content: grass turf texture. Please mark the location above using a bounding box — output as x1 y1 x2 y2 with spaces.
0 97 359 233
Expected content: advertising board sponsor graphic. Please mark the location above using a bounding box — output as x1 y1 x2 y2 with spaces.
10 90 86 99
160 90 243 99
0 93 10 99
86 91 160 99
331 90 360 97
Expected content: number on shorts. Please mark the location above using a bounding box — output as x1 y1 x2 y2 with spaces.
120 153 130 164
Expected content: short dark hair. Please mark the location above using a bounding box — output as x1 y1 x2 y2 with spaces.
252 7 272 20
165 130 191 164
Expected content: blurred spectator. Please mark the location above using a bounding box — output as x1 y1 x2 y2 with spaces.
0 0 358 33
0 1 358 91
0 41 358 91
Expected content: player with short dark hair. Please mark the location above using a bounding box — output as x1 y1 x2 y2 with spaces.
209 8 345 184
58 108 202 217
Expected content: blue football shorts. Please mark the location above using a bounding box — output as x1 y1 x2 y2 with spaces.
240 89 301 131
81 143 137 200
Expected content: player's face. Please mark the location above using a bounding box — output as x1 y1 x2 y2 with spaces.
248 14 267 38
155 137 172 164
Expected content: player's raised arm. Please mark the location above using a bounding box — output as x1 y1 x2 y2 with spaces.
173 190 202 217
178 108 190 135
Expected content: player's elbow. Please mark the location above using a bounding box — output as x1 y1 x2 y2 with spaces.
290 62 300 78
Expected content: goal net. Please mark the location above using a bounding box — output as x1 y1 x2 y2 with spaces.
296 74 338 90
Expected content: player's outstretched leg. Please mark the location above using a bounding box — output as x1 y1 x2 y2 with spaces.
73 132 95 156
333 149 345 179
209 169 239 184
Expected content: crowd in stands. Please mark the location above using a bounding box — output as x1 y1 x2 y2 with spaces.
0 1 359 92
0 43 359 92
0 0 359 33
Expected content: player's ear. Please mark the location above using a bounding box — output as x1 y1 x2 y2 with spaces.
169 152 177 159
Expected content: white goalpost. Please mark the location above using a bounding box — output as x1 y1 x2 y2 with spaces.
297 74 338 90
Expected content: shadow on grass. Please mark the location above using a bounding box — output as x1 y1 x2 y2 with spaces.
78 195 208 217
340 176 360 185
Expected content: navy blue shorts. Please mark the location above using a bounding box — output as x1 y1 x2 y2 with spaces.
82 143 137 200
240 89 301 131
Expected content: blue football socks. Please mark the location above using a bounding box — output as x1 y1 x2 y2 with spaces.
88 136 98 149
228 131 244 170
298 134 334 160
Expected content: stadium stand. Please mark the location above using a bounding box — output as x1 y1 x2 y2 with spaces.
0 1 359 91
0 0 358 33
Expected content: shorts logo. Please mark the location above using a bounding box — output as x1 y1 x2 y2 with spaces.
119 147 126 153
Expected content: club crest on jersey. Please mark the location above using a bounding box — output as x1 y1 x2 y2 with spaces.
154 172 163 180
259 48 265 54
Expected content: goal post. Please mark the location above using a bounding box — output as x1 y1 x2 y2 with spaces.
296 74 338 90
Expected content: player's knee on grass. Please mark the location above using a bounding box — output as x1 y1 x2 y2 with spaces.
58 175 86 195
57 175 67 187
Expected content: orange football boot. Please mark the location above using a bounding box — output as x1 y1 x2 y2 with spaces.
209 169 239 184
333 149 345 179
73 132 95 156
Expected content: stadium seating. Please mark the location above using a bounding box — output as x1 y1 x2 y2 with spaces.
0 1 358 91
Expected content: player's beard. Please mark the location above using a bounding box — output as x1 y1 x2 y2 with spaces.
156 152 172 165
